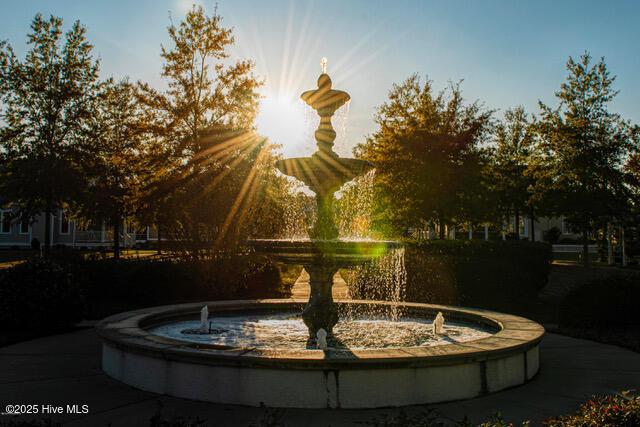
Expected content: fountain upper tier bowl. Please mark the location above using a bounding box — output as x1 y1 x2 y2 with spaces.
98 300 543 409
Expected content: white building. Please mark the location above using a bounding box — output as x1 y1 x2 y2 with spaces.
0 207 157 249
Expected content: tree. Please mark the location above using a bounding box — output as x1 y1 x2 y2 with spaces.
355 75 494 238
489 107 535 240
0 14 99 254
138 5 261 159
137 5 285 258
75 78 149 259
532 53 636 264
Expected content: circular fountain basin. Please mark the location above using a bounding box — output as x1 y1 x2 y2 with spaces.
98 300 543 409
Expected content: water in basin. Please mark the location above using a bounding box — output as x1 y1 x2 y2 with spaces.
149 311 494 350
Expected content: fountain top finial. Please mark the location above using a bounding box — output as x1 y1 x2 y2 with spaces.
321 57 328 74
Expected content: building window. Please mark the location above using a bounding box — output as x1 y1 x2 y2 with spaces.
20 217 29 234
60 210 70 234
1 211 10 234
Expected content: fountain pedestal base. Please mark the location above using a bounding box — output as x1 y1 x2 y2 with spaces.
302 264 339 337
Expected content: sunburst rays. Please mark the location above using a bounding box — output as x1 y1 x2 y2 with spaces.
213 138 272 248
227 0 393 157
168 0 401 248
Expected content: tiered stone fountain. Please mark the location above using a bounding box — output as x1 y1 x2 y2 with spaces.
97 62 544 409
250 61 398 338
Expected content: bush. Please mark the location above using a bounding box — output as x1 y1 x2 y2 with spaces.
76 254 293 319
0 253 295 328
0 258 86 331
544 227 561 244
346 240 551 314
559 275 640 329
544 391 640 426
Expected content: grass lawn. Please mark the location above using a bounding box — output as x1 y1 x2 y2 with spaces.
0 248 161 268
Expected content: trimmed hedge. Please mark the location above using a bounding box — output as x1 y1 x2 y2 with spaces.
0 258 85 330
78 255 295 319
346 240 552 314
559 275 640 329
0 255 297 330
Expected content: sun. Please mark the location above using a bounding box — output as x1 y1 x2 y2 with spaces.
256 93 309 157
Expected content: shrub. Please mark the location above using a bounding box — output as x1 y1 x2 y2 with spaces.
0 253 295 327
0 258 86 331
559 275 640 329
30 238 40 251
346 240 552 314
544 391 640 426
544 227 561 244
77 254 294 319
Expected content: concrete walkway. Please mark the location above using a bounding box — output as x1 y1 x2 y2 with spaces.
540 261 640 304
1 328 639 426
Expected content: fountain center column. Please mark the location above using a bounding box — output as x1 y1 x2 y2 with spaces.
310 192 339 241
315 111 338 153
302 264 339 337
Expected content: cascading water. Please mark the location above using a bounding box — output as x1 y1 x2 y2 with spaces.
333 169 409 317
335 169 376 240
332 100 351 156
342 246 407 320
281 184 316 240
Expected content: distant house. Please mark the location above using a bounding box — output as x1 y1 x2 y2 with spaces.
514 215 574 242
0 207 157 249
409 215 597 256
410 215 581 242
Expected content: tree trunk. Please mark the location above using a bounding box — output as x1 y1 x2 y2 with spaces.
621 226 627 267
607 222 613 266
582 229 589 266
113 219 121 260
44 195 52 256
529 209 535 242
157 223 162 255
514 208 520 240
438 219 445 240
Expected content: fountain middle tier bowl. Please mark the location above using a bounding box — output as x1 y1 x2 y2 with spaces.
98 300 544 409
249 238 401 265
276 156 373 194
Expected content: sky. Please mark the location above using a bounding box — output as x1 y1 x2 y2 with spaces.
2 0 640 158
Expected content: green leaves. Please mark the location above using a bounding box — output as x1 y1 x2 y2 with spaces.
356 75 494 235
152 4 261 156
533 52 634 233
0 13 100 251
489 106 535 225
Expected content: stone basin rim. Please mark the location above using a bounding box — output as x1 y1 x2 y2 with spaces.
97 299 544 370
